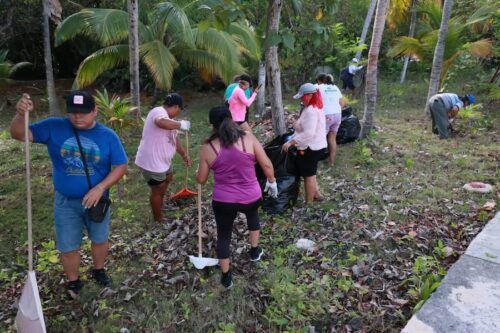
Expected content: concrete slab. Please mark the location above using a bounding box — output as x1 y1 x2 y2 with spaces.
403 212 500 333
466 212 500 264
403 255 500 333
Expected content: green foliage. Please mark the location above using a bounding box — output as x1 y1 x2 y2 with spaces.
94 89 139 137
0 50 31 89
215 322 236 333
407 255 445 313
388 1 497 85
353 140 375 166
36 240 61 273
55 3 257 89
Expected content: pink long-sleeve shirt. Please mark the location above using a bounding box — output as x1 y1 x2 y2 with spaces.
293 105 327 151
228 86 257 122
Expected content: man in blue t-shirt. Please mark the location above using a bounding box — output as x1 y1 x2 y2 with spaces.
11 91 128 298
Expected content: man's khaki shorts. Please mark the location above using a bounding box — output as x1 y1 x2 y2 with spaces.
140 166 173 186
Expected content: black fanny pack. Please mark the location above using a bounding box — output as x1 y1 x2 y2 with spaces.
72 126 111 223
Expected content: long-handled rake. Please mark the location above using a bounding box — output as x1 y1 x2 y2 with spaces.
170 132 197 200
189 184 218 269
16 97 47 332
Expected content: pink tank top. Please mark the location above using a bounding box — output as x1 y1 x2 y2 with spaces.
209 136 262 204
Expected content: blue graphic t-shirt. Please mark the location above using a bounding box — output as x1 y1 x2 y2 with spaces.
30 117 128 198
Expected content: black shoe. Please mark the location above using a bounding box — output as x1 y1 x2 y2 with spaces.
91 268 111 286
67 279 83 299
220 271 233 289
249 246 264 262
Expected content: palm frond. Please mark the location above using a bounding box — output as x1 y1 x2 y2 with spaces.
182 49 244 83
156 2 194 47
387 36 425 60
227 22 261 60
56 9 153 47
190 27 242 81
0 49 8 62
54 11 93 46
140 40 178 90
465 4 497 26
417 1 442 30
466 39 494 58
75 45 129 88
9 62 31 76
387 0 412 30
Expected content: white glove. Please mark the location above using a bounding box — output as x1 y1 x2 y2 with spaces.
264 180 278 198
179 120 190 131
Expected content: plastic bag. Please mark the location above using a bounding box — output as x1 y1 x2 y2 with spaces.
256 131 300 214
336 114 360 144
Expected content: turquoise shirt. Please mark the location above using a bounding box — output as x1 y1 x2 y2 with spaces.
224 83 251 101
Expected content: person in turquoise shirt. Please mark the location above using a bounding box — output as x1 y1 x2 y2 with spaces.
224 75 252 103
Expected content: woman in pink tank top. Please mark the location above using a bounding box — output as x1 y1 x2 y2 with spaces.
196 106 277 289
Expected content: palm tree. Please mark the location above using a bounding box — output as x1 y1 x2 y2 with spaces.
359 0 391 139
265 0 286 135
43 0 62 115
54 2 256 91
355 0 378 61
388 2 494 89
425 0 453 109
127 0 140 113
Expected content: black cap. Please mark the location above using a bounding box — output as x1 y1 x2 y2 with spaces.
209 106 232 127
239 74 252 86
164 93 184 110
66 90 95 113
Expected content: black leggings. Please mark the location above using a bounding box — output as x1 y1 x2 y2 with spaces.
212 199 261 259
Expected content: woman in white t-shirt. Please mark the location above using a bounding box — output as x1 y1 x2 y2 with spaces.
317 74 346 166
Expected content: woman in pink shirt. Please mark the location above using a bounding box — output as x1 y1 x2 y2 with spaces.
196 106 277 289
228 74 260 131
282 83 327 203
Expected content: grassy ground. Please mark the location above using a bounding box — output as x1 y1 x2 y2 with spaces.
0 77 498 332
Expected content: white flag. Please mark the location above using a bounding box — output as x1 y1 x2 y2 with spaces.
15 271 47 333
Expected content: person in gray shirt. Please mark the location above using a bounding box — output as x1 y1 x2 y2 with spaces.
428 93 475 139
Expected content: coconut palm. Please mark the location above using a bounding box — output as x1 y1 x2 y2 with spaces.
359 0 391 139
388 1 495 87
54 1 257 90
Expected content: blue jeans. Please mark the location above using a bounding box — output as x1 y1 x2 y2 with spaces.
54 191 110 253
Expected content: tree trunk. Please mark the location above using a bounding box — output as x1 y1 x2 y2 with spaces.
425 0 453 113
265 0 286 135
128 0 141 116
42 0 60 115
359 0 390 139
355 0 378 61
400 0 418 84
255 61 266 117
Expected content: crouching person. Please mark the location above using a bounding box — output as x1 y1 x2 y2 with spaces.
11 91 128 297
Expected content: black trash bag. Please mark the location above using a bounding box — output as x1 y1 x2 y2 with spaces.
336 113 360 144
256 131 300 214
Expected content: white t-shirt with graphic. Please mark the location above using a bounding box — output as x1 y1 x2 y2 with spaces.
318 84 343 115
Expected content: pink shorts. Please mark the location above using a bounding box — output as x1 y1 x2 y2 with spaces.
325 114 342 134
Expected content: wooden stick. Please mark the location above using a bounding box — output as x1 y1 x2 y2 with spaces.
24 109 33 271
197 183 202 257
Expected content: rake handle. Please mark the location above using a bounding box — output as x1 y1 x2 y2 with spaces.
197 183 202 257
184 132 189 188
24 109 33 272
